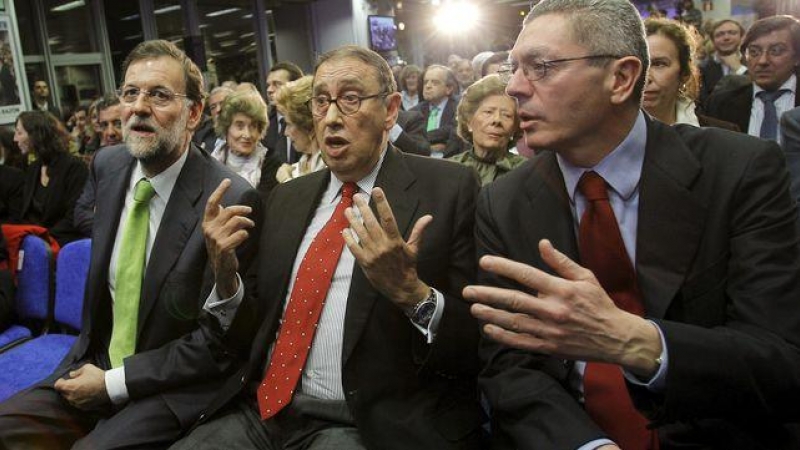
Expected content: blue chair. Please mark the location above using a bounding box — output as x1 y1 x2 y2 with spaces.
0 239 90 402
0 235 53 350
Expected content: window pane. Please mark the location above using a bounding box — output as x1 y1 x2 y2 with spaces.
198 0 260 88
44 0 99 54
104 0 144 85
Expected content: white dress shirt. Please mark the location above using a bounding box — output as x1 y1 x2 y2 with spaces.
749 75 797 144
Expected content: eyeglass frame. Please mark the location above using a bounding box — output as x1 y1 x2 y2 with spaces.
497 54 623 83
745 44 791 60
116 86 190 108
308 92 389 117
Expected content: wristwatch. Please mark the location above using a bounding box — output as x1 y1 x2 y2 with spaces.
409 289 437 326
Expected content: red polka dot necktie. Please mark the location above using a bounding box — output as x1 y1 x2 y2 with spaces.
257 182 357 420
578 171 659 450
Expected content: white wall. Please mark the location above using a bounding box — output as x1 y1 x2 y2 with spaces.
309 0 373 56
274 3 315 72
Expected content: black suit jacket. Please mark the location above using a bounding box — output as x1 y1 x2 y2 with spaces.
393 110 431 156
51 144 260 429
201 147 483 449
706 82 800 133
478 118 800 449
20 153 88 246
780 107 800 212
263 110 297 164
412 99 457 147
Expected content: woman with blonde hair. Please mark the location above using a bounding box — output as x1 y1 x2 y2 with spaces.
274 75 325 183
448 74 524 185
212 90 269 187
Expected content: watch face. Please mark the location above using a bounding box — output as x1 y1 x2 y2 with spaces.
413 301 436 324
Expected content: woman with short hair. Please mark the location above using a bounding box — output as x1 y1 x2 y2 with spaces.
212 90 269 187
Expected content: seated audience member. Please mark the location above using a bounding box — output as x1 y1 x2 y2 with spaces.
644 18 739 129
0 39 260 449
193 86 233 153
399 64 422 110
481 51 510 77
0 128 25 170
466 0 800 449
68 104 94 155
74 93 124 237
706 15 800 142
412 64 461 157
454 57 476 93
170 45 482 450
14 111 88 246
274 76 325 183
447 74 524 185
699 19 747 105
211 90 269 187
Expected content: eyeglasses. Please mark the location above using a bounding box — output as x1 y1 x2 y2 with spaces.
116 86 189 108
745 44 790 60
498 54 622 83
309 93 387 117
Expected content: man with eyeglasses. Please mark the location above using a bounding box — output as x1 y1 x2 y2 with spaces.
464 0 800 449
0 39 261 449
170 45 482 450
706 15 800 142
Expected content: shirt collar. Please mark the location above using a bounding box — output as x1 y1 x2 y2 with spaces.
327 146 388 203
431 97 449 110
557 111 647 203
752 74 797 98
130 144 190 202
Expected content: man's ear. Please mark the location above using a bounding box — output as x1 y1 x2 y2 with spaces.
187 99 204 131
384 92 401 131
608 56 643 105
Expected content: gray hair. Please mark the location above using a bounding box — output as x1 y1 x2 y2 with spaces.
314 45 397 95
525 0 649 101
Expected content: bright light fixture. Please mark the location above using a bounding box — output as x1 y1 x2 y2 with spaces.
51 0 85 12
154 5 181 15
434 1 479 34
206 7 241 17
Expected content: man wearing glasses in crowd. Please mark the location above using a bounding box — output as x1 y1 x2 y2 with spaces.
0 40 261 448
706 15 800 142
170 45 483 450
466 0 800 449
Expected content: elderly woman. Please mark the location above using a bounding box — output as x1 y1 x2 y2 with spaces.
14 111 88 245
643 18 738 129
447 74 525 186
398 64 421 110
211 90 269 187
274 75 326 183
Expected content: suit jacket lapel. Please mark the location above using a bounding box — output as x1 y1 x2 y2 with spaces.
137 146 204 337
342 147 419 366
636 120 706 319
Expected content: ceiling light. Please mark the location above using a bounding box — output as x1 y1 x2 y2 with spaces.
206 7 240 17
51 0 85 12
154 5 181 15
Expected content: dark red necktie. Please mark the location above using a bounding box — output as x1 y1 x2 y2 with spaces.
577 171 658 450
257 182 357 420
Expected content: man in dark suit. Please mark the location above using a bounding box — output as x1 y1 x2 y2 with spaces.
781 106 800 212
391 109 431 155
263 61 304 164
30 79 61 119
698 19 746 106
0 40 260 449
706 16 800 140
412 64 461 157
172 45 482 450
466 1 800 449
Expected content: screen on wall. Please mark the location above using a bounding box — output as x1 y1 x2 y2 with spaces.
368 15 397 53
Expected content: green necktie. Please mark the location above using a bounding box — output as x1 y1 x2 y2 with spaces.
426 106 440 132
108 178 156 368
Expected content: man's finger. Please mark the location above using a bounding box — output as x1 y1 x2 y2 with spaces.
353 193 382 241
481 323 554 355
372 188 401 240
406 215 432 254
479 255 566 295
539 239 594 283
204 179 231 221
345 206 372 248
463 284 549 317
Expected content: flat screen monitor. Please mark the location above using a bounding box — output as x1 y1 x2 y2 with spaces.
368 15 397 53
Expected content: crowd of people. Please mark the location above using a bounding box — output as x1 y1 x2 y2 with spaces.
0 1 798 449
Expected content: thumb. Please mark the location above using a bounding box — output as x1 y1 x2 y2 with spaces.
539 239 596 283
407 215 433 255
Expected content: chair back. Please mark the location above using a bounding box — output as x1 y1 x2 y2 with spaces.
15 235 53 323
54 239 91 331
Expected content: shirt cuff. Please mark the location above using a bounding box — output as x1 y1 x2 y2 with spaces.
389 123 403 143
576 439 616 450
410 289 445 343
105 367 129 405
623 320 668 392
202 273 244 331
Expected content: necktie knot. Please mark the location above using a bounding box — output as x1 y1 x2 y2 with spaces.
577 171 609 202
133 179 156 203
758 88 790 104
341 182 357 204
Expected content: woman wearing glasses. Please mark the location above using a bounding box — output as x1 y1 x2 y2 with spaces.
211 90 269 187
447 74 524 186
643 18 738 130
275 76 326 183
